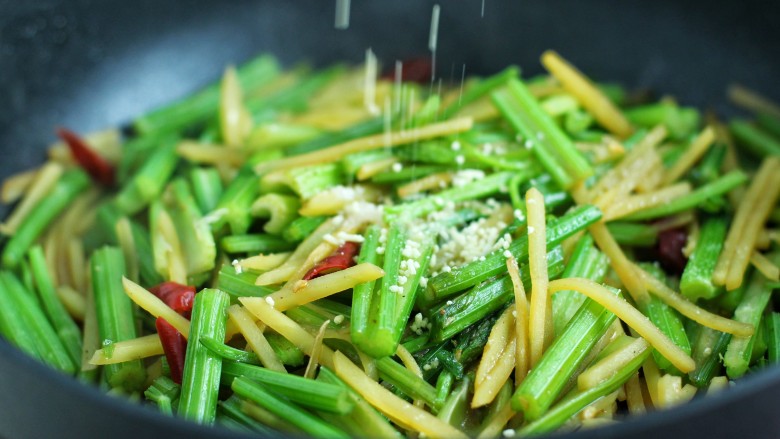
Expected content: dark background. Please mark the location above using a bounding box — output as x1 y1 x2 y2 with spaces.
1 1 780 438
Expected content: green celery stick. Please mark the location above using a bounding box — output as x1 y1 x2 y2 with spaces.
231 377 349 438
680 217 728 301
28 246 82 366
730 120 780 157
91 247 146 390
115 135 180 215
512 285 618 420
221 234 294 254
179 288 230 423
2 169 90 268
251 193 301 235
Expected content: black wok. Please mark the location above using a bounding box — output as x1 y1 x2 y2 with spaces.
1 0 779 438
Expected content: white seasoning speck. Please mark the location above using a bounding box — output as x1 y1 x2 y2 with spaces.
333 314 345 324
502 429 516 437
451 140 461 151
455 155 465 165
392 162 403 173
265 296 275 306
503 250 513 258
528 226 535 234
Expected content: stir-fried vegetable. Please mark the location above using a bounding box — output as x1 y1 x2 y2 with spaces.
2 49 780 438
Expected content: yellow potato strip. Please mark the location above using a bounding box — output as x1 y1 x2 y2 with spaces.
661 126 716 185
89 334 163 365
593 148 661 208
473 307 517 408
122 277 191 338
578 337 650 390
239 295 335 369
57 286 86 321
177 141 247 166
476 401 516 439
728 84 780 120
548 278 695 373
635 160 665 194
64 239 86 294
541 51 633 138
1 168 37 204
526 188 552 367
656 375 697 408
255 218 339 285
624 373 646 415
588 126 667 199
255 117 473 173
220 66 250 148
588 222 651 306
304 320 330 379
356 157 399 181
571 183 651 306
0 162 63 235
299 185 382 216
396 344 426 409
265 263 384 311
713 158 777 286
750 251 780 282
507 257 530 385
154 207 188 284
116 218 139 283
602 182 691 222
228 305 286 372
725 159 780 290
397 172 454 198
635 264 753 336
239 252 291 272
332 351 468 439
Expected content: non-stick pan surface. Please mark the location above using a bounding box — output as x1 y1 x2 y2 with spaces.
1 1 779 438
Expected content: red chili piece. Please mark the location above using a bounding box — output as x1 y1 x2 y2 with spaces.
149 282 197 318
149 281 197 384
155 318 187 384
56 127 116 187
303 241 361 281
380 56 433 84
657 227 688 275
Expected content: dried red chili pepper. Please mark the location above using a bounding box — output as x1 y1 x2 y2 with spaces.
657 227 688 275
149 282 197 318
155 317 187 384
303 241 361 280
56 127 116 187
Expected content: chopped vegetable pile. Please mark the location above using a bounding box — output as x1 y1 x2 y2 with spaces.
2 49 780 438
